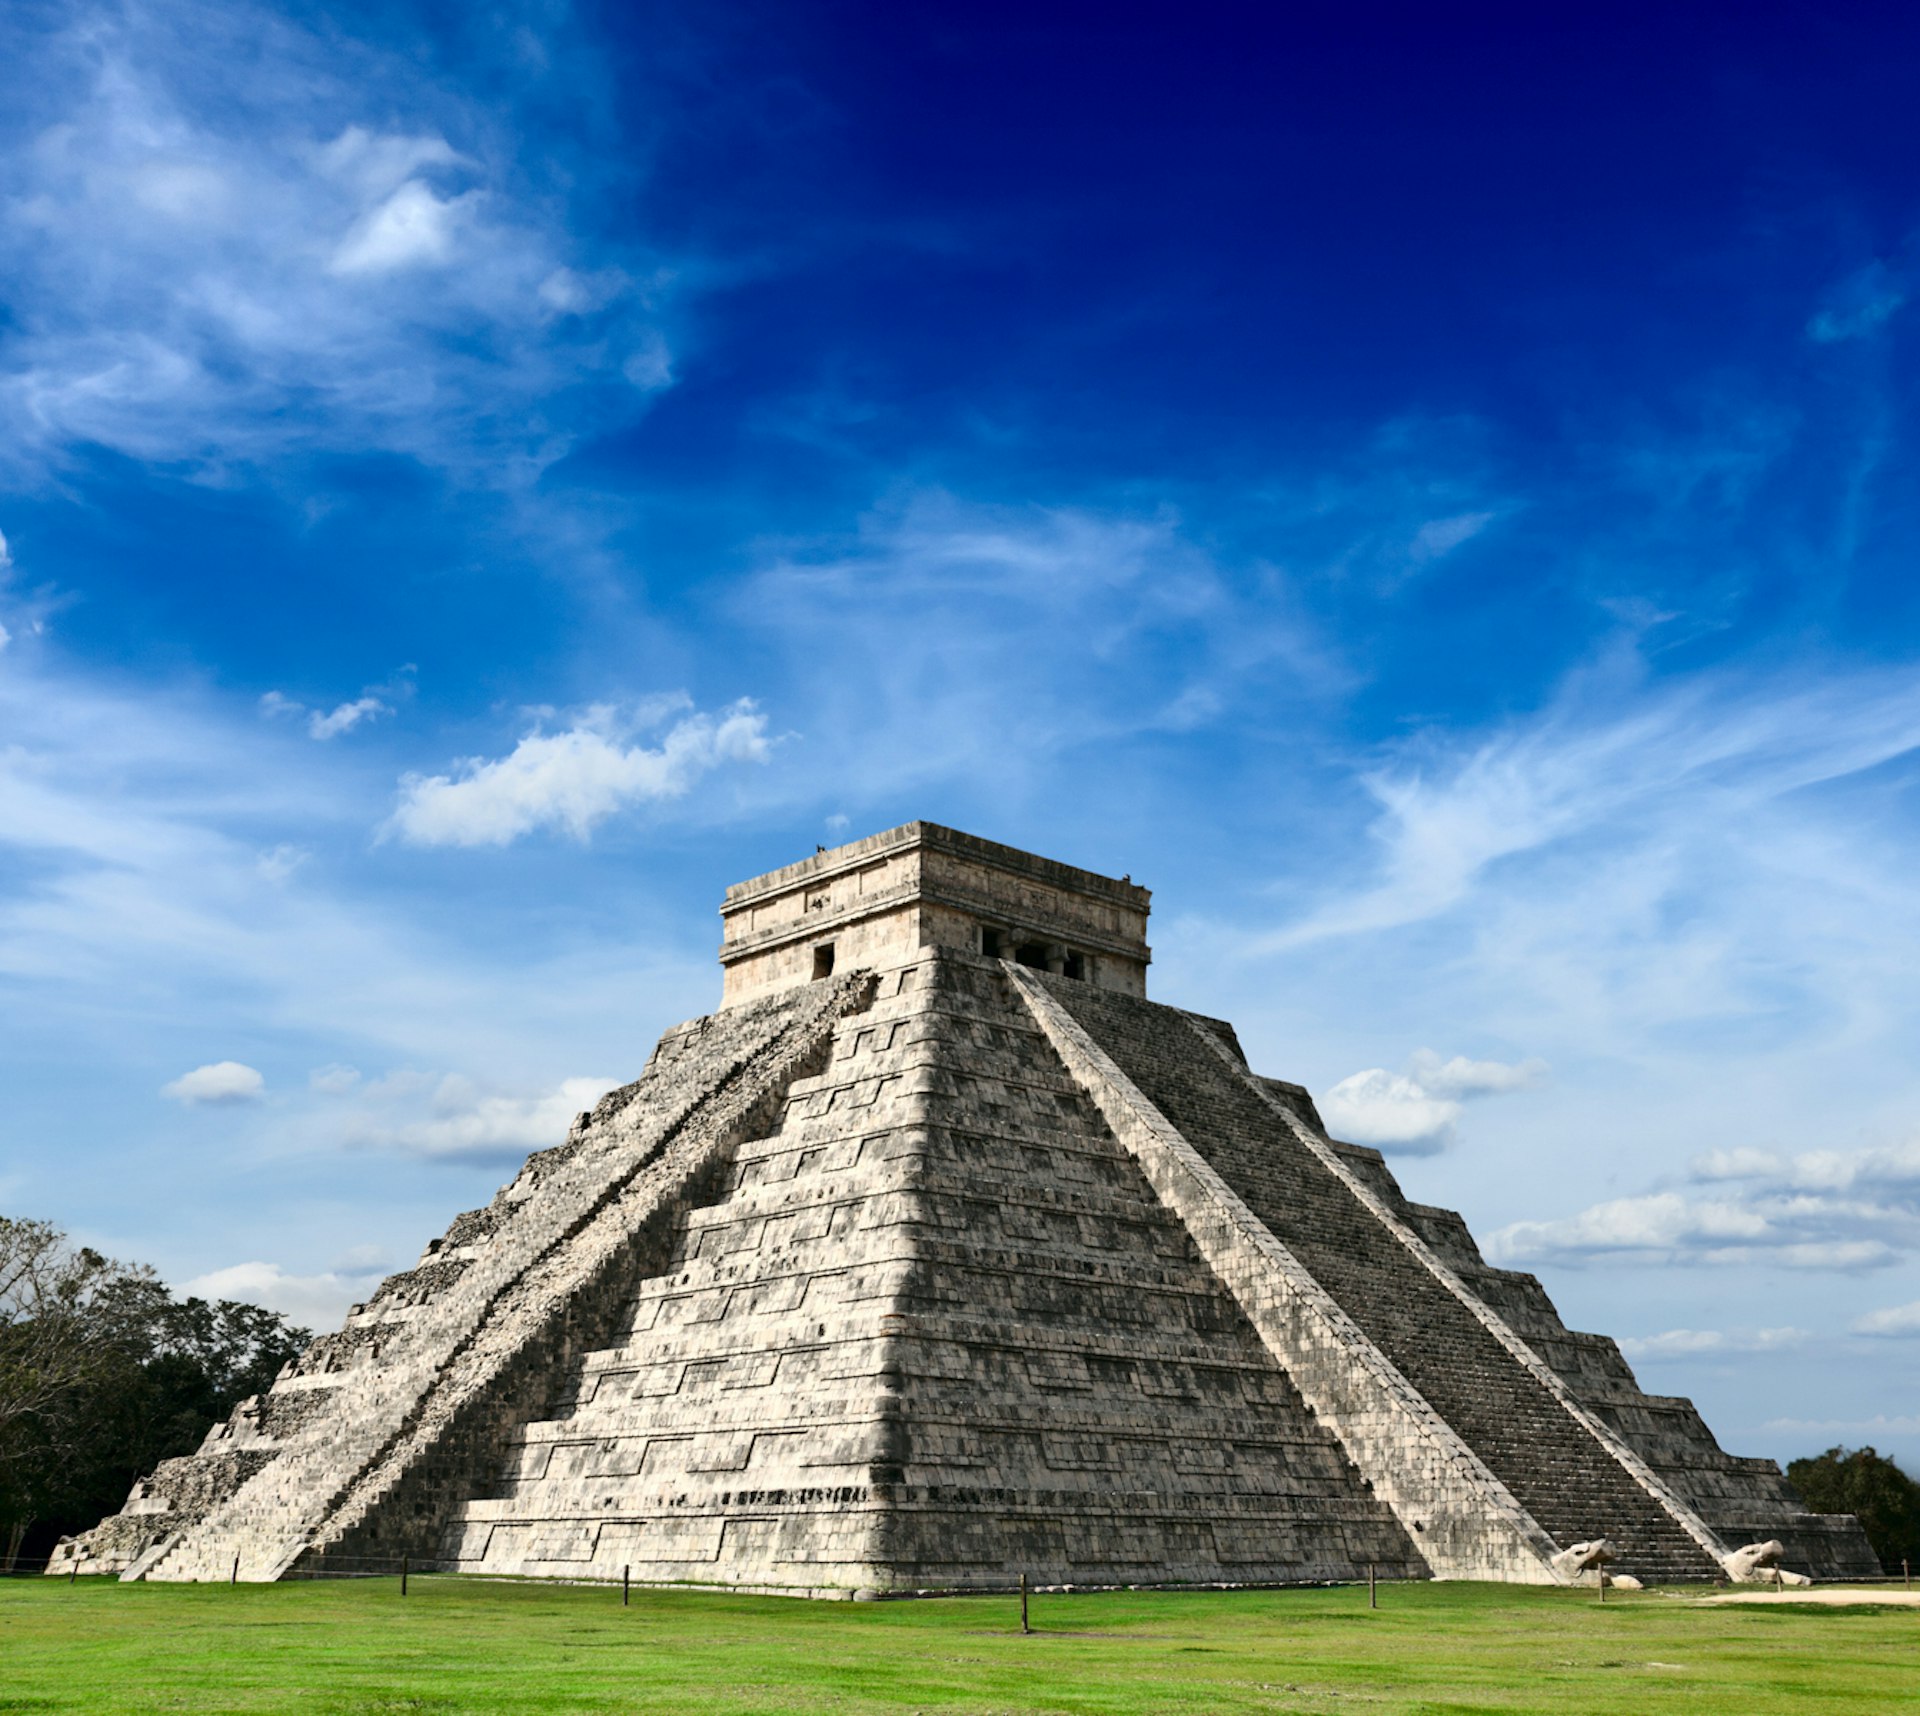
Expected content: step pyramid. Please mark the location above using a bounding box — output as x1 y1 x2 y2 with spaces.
54 823 1879 1590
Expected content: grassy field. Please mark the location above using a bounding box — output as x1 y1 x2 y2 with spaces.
1 1576 1914 1715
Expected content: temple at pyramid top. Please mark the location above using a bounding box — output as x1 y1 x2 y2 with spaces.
719 820 1152 1004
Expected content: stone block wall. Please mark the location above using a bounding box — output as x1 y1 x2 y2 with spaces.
441 951 1418 1593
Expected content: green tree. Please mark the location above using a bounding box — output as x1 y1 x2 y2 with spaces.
0 1218 136 1569
0 1217 309 1569
1786 1445 1920 1575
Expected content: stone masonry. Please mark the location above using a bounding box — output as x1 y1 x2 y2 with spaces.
52 822 1880 1589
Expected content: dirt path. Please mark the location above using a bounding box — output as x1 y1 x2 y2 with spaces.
1697 1587 1920 1607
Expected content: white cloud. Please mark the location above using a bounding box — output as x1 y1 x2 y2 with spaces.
329 180 477 276
344 1072 618 1160
1619 1327 1808 1359
180 1258 384 1328
307 696 390 740
0 525 11 568
1488 1133 1920 1272
308 1062 361 1095
263 673 407 739
1405 1048 1546 1099
161 1059 264 1104
1320 1069 1462 1154
386 698 771 847
1319 1048 1544 1153
0 623 10 653
1854 1300 1920 1338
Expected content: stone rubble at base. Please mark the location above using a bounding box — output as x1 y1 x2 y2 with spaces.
50 822 1881 1591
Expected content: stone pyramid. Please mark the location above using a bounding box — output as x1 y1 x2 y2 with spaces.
54 823 1878 1590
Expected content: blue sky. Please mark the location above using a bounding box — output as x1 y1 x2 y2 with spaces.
4 0 1919 1471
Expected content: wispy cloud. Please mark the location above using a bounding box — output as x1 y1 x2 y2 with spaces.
1261 658 1920 953
1808 261 1908 344
0 2 676 485
1619 1326 1808 1360
731 490 1339 806
307 696 391 741
1408 509 1496 564
386 698 772 847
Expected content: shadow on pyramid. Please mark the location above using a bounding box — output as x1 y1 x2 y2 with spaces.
53 824 1879 1592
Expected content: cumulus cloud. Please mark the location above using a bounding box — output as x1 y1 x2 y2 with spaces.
1854 1300 1920 1338
1618 1326 1808 1360
161 1059 264 1104
1488 1134 1920 1271
386 698 771 847
344 1072 618 1160
181 1257 385 1327
1319 1048 1544 1153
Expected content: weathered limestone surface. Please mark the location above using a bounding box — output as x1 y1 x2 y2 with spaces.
53 822 1879 1587
52 973 879 1580
1027 974 1735 1584
442 953 1418 1591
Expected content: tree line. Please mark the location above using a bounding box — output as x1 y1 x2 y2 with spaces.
0 1216 309 1571
1787 1446 1920 1576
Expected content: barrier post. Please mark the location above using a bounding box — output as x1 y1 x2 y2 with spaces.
401 1555 409 1597
1020 1572 1030 1635
230 1554 239 1586
623 1565 630 1607
1368 1564 1376 1609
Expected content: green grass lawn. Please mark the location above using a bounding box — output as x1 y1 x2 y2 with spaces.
1 1577 1913 1715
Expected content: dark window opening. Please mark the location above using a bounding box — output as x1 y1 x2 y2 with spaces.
812 943 836 979
1063 951 1086 981
980 927 1002 958
1014 941 1050 970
